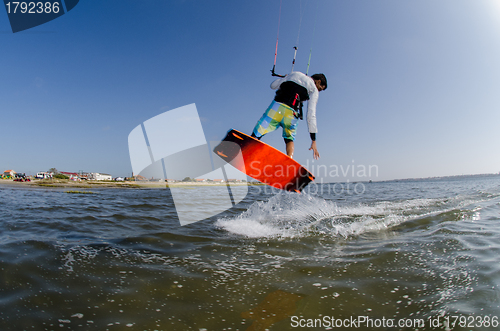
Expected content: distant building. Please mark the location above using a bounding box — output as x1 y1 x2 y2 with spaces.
195 178 206 182
88 173 113 181
135 175 147 181
3 170 16 177
35 172 53 179
213 179 225 183
96 173 112 181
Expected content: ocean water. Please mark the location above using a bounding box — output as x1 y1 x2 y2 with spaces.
1 175 499 330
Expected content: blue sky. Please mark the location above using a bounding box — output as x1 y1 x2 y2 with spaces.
1 0 500 181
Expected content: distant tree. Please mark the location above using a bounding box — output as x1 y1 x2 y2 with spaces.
48 168 59 175
182 177 193 182
53 173 69 179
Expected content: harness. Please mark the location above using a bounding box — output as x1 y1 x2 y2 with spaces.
291 93 303 120
274 81 308 120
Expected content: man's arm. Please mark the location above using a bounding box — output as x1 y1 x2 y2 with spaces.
306 89 320 159
306 89 318 133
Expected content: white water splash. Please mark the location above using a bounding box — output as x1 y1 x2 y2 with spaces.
216 193 456 239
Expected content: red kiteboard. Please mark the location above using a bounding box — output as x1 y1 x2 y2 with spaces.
213 129 315 192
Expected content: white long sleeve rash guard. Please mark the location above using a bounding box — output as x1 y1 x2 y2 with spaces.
270 71 319 135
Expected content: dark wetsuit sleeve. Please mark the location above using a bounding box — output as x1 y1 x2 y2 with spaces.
310 133 316 141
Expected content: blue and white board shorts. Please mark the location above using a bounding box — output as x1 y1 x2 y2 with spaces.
252 101 299 141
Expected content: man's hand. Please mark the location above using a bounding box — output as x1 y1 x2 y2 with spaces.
309 141 320 160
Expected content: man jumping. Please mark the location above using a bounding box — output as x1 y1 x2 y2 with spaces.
251 71 327 160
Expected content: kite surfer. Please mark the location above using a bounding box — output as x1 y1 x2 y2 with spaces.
251 71 327 160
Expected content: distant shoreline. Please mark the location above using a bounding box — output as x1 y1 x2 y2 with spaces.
2 172 497 190
0 179 252 189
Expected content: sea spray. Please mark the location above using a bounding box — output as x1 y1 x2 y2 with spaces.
215 191 485 239
215 192 410 239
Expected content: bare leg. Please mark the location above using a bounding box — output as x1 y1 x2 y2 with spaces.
285 139 294 158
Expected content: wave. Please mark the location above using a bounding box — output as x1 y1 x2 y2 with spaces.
215 191 497 239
